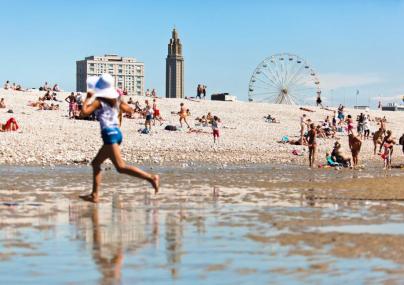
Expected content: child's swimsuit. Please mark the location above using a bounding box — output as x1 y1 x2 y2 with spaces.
96 99 122 145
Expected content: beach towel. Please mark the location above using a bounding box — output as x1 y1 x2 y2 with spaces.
326 156 341 167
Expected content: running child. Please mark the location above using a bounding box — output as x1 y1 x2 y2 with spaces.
79 74 160 203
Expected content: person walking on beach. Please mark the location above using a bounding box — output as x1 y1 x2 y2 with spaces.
348 133 362 167
178 102 190 128
307 123 317 168
79 74 159 203
202 85 207 99
152 98 163 126
212 116 220 143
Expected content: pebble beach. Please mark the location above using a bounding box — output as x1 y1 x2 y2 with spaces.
1 90 403 167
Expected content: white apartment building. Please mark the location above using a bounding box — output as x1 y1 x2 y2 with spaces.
76 54 144 96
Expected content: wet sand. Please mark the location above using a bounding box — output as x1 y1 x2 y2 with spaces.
1 165 404 284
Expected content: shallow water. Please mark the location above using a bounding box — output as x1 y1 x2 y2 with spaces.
1 165 404 284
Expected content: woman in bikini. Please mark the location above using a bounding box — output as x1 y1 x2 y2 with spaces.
379 130 395 169
79 74 160 203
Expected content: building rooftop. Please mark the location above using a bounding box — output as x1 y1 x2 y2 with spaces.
83 54 141 63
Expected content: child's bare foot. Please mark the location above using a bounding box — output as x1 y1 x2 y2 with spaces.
79 193 99 203
151 175 160 194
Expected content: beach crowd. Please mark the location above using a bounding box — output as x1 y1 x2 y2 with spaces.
1 78 404 168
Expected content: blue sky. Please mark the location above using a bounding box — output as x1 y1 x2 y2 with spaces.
1 0 404 106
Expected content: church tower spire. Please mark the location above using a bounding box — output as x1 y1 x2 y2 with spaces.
166 28 184 98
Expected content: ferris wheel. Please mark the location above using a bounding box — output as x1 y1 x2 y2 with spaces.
248 53 321 104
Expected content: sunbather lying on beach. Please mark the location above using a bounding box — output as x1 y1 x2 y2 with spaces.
195 115 208 126
0 117 19 132
37 102 60 110
43 90 57 101
264 114 280 123
299 107 315 112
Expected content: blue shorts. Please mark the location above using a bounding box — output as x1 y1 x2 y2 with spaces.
101 127 122 145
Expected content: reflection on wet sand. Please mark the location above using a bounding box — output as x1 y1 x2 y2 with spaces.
68 195 197 283
70 205 124 285
1 166 404 284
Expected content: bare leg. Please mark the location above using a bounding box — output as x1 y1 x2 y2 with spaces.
109 144 160 194
311 147 316 167
300 126 304 144
308 148 313 168
80 145 110 203
184 118 190 128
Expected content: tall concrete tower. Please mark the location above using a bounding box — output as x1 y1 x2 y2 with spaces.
166 28 184 98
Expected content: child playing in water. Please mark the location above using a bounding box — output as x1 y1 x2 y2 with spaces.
212 116 220 143
79 74 160 203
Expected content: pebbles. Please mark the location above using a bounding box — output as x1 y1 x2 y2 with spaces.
1 90 404 167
